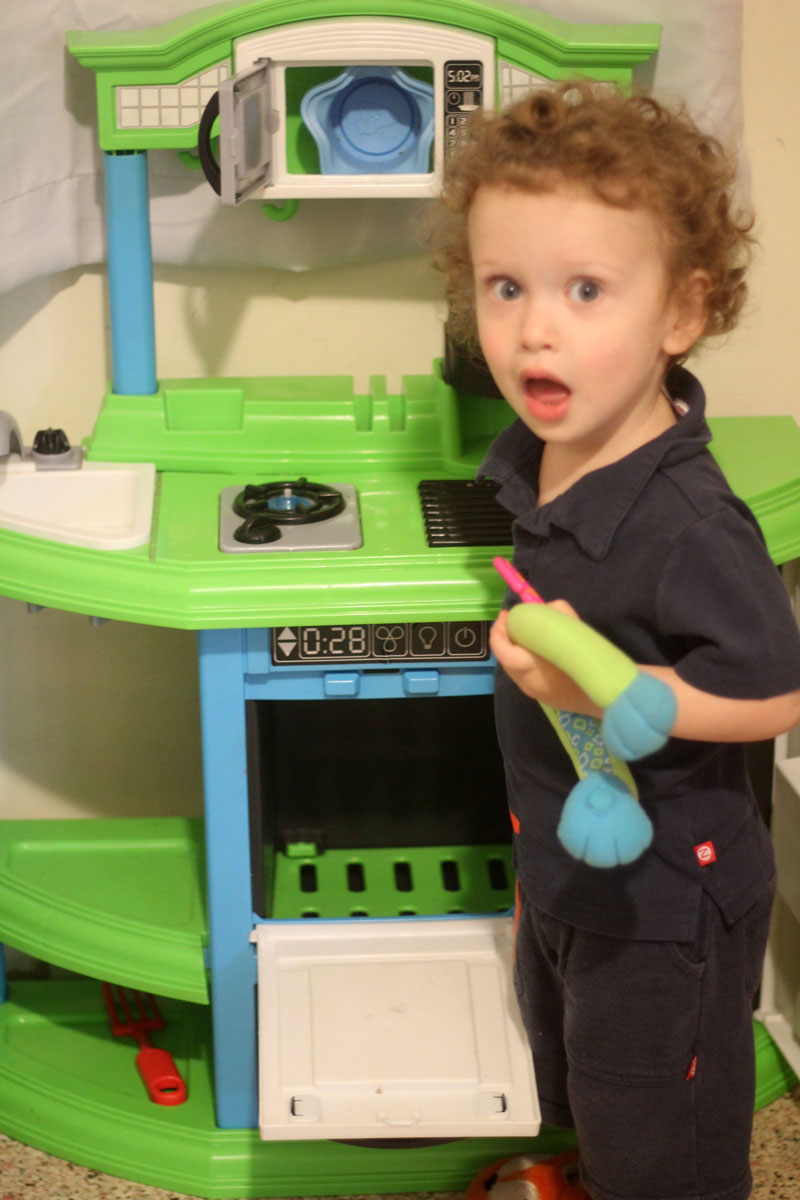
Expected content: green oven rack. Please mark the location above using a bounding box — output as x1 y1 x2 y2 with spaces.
267 842 515 920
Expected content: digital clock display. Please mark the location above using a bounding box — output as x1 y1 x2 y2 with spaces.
444 60 484 159
271 621 490 664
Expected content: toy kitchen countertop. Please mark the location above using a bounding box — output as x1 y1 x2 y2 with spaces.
0 367 799 631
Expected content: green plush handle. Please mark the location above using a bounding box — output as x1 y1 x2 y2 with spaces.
506 603 638 710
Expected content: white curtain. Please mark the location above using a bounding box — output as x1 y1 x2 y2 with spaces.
0 0 743 293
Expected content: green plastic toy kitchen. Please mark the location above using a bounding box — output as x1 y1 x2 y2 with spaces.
1 2 799 1196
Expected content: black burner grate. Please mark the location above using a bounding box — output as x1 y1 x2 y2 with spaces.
418 479 513 547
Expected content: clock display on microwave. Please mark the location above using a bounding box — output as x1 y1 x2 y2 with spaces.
271 621 490 664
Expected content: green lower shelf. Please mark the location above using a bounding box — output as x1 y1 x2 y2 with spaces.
0 980 794 1198
754 1018 799 1108
0 977 573 1198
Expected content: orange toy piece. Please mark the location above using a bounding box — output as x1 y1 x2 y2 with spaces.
466 1150 590 1200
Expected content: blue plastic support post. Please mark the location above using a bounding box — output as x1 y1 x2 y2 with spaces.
198 628 259 1130
103 151 158 395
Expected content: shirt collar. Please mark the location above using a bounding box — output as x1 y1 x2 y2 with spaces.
478 366 712 561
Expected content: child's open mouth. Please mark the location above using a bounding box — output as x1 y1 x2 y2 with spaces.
522 375 571 422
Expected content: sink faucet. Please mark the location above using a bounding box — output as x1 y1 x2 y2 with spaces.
0 412 23 459
0 414 82 470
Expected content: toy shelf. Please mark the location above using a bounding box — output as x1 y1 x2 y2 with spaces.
0 976 575 1198
0 818 209 1004
757 742 800 1080
0 978 789 1200
753 562 800 1088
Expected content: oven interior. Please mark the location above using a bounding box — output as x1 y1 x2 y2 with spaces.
247 693 514 921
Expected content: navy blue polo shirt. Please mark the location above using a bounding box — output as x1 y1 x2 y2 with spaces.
480 366 800 941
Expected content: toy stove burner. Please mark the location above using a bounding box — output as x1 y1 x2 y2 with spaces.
235 478 345 538
219 478 362 553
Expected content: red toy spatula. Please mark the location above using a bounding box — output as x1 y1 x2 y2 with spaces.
102 982 188 1105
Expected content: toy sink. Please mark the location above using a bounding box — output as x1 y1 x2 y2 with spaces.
0 458 155 550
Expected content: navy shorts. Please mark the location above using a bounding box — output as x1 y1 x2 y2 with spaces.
513 879 775 1200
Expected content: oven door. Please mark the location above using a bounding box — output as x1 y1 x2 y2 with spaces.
252 913 540 1141
199 59 276 203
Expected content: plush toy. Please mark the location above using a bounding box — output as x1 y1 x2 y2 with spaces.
466 1149 589 1199
495 557 677 868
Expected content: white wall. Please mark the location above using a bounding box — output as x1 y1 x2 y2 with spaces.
0 0 798 820
697 0 800 411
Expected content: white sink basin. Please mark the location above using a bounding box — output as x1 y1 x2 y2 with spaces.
0 458 156 550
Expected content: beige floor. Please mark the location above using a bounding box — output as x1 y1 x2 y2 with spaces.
1 1086 798 1199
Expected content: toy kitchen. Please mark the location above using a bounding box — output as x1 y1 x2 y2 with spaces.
2 2 800 1197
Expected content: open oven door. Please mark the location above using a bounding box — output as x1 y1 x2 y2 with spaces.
198 59 277 204
252 914 541 1142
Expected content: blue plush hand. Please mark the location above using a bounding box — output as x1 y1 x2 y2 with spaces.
496 563 675 868
557 773 654 867
601 670 677 761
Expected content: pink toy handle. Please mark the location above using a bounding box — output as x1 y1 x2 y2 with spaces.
493 556 544 605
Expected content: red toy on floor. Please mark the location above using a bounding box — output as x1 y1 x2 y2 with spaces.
466 1150 590 1199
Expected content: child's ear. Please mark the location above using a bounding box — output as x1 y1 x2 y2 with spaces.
663 269 711 357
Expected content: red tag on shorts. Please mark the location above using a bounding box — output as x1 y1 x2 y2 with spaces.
694 841 716 866
686 1055 698 1080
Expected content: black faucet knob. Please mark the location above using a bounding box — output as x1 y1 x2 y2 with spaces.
32 428 71 455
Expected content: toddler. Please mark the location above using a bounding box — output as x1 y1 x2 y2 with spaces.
432 81 800 1200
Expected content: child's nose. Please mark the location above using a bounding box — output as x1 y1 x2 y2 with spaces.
520 298 557 351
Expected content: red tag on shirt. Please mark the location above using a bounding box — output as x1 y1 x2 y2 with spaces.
686 1055 698 1080
694 841 716 866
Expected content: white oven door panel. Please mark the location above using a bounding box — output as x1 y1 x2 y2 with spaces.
253 915 540 1140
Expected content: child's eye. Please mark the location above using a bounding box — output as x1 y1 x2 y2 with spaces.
569 279 601 303
491 277 521 302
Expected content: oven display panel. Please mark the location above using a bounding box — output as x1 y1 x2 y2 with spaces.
272 621 490 664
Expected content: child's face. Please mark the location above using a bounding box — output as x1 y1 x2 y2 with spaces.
469 184 703 463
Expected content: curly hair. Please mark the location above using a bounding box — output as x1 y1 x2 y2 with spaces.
431 79 754 354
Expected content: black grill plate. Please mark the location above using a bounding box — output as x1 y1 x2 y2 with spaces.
418 479 513 548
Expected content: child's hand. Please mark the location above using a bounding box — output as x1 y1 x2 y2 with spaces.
490 605 602 717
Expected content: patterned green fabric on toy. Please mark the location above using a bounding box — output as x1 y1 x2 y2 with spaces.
506 604 677 868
